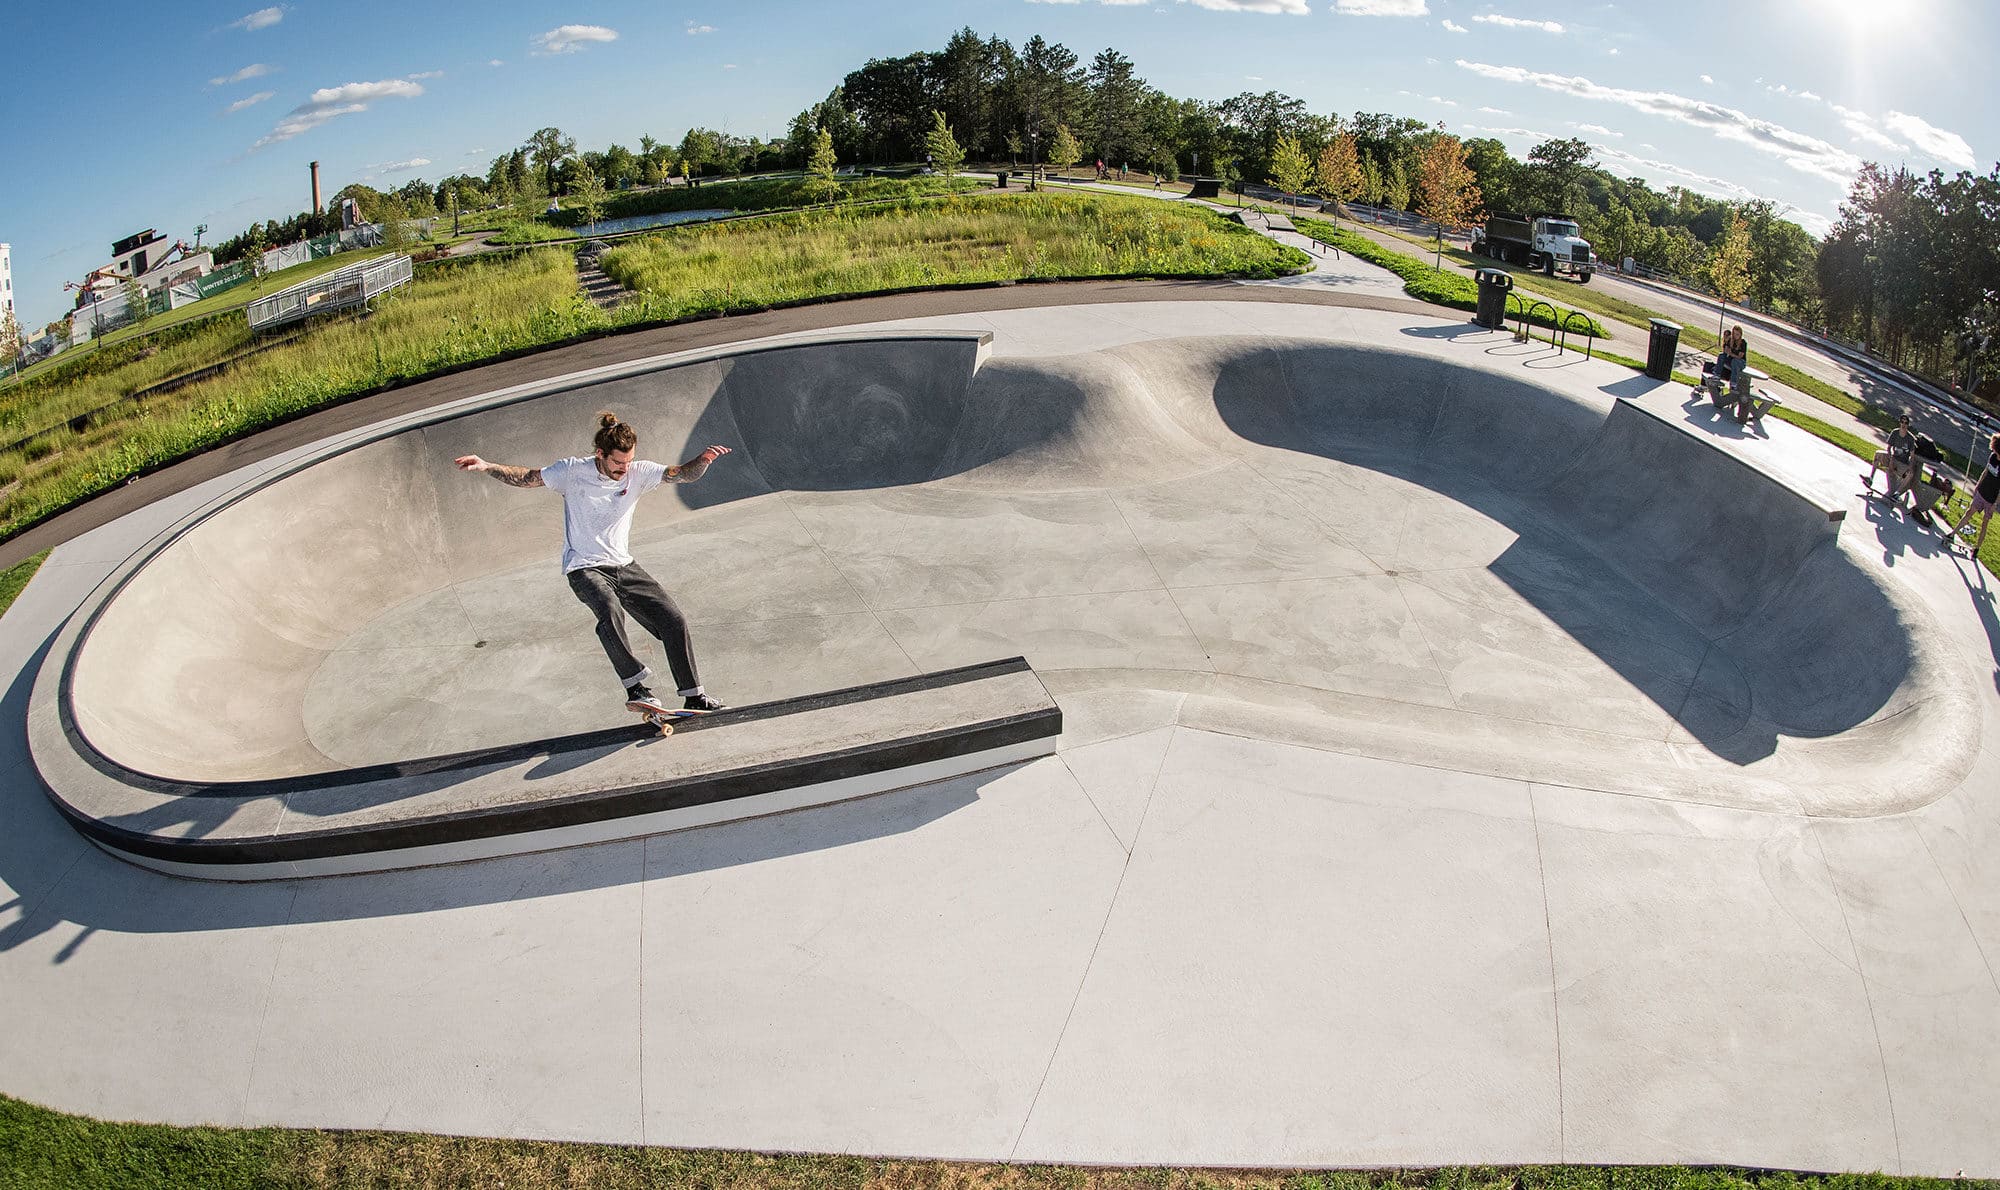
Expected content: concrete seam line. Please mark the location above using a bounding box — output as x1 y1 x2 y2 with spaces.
1909 816 2000 1001
1809 820 1906 1174
1526 785 1567 1162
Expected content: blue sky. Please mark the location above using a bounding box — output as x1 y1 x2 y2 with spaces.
2 0 1992 332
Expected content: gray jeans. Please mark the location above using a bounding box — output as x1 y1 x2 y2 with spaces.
565 563 701 694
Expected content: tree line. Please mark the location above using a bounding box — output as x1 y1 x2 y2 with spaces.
200 24 1997 395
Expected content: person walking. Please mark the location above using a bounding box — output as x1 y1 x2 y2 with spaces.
454 411 733 717
1948 430 2000 556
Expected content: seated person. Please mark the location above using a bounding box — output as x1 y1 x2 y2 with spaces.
1699 326 1748 389
1863 414 1920 502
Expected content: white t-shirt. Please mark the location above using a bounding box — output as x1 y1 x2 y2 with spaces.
541 456 670 573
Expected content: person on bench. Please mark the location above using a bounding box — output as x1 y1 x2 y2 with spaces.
1698 326 1747 396
1862 414 1921 504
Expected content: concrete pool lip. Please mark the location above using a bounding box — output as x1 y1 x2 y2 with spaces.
25 316 1983 880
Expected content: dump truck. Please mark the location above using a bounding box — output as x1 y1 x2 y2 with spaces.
1472 212 1595 283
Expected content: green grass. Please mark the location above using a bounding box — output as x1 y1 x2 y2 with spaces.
604 191 1308 317
1295 218 1607 338
2 1094 1990 1190
0 249 610 540
0 549 48 619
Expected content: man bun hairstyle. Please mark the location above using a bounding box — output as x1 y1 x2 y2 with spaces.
593 411 637 455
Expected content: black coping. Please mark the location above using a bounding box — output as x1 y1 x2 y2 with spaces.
55 656 1060 868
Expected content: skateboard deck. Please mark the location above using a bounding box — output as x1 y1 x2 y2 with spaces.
627 701 712 735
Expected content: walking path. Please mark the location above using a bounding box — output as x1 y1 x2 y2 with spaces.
3 296 1998 1174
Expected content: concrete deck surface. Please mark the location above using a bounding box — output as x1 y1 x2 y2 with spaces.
3 299 1999 1173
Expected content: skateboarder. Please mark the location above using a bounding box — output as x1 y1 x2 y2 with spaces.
454 411 732 717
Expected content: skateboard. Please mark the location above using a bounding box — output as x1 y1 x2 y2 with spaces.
626 700 712 736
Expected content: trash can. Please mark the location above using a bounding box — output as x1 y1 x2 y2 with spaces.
1646 318 1682 381
1473 267 1513 330
995 170 1009 188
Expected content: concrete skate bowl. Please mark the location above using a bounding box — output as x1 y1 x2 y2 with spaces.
30 329 1980 878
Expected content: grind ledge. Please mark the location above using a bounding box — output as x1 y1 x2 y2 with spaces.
30 657 1060 881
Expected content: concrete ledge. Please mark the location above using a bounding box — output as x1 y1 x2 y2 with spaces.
35 657 1059 881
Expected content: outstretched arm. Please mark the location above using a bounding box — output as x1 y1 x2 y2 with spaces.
665 444 732 483
454 455 544 488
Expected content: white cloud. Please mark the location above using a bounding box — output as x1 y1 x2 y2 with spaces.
229 6 283 31
1574 122 1620 137
254 78 423 148
1442 18 1467 32
532 24 619 54
1246 75 1264 81
1607 47 1619 54
1456 59 1863 186
1828 103 1906 153
1700 74 1714 84
1332 0 1427 13
1185 0 1312 11
1883 110 1976 169
1399 89 1457 106
685 21 716 34
373 157 432 173
1477 106 1510 115
489 58 505 67
208 63 272 87
1461 123 1560 140
407 70 444 80
224 90 275 114
722 63 739 69
1798 90 1820 101
1473 13 1564 32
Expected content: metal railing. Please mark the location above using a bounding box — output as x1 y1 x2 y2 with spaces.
245 254 412 332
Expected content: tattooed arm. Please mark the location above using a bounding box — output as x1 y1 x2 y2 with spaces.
664 444 733 483
453 455 544 488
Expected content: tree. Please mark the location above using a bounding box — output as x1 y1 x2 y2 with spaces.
1049 122 1081 177
1 307 23 379
1266 133 1313 212
679 128 723 178
936 27 1000 158
1315 131 1363 225
1526 136 1595 214
571 161 608 230
805 128 842 205
1088 47 1144 168
1381 157 1410 211
1414 133 1481 269
119 274 150 331
525 127 576 195
925 109 965 177
1709 210 1753 339
378 195 412 252
246 221 270 280
843 52 938 163
1005 131 1023 168
1460 137 1523 215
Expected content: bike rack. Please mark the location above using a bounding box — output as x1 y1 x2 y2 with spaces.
1560 310 1597 360
1517 299 1557 345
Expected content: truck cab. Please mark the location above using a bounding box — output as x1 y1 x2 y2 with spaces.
1472 211 1596 283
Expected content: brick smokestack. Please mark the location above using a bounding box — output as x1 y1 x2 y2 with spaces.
311 161 322 214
